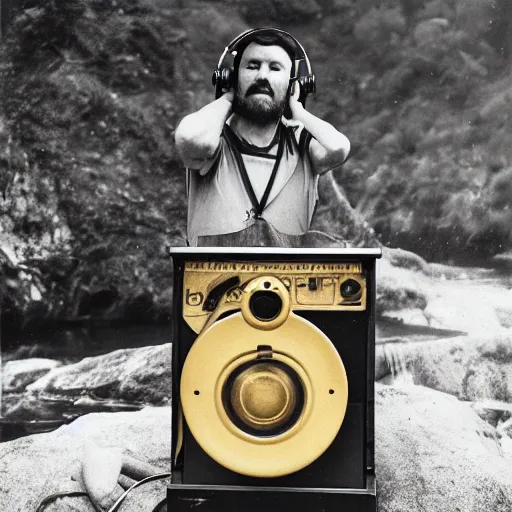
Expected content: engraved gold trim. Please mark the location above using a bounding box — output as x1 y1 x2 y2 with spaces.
180 312 348 478
183 262 367 334
185 261 363 273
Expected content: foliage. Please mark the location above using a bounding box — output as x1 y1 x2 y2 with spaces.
2 0 512 332
0 0 190 333
353 6 407 49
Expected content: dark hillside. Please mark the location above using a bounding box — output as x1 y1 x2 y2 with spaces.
1 0 511 332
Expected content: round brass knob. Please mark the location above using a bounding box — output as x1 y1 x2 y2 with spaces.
229 362 299 432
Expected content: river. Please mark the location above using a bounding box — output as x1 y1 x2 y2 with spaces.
3 264 510 361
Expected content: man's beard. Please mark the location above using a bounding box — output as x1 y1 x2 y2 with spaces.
233 82 288 126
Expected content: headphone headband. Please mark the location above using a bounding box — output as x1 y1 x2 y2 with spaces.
216 27 313 79
212 27 316 106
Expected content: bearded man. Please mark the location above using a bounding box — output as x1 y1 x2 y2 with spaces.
174 28 350 247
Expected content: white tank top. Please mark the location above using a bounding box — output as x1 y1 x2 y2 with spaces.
186 118 319 246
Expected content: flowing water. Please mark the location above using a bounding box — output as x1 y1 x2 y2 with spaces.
380 342 415 386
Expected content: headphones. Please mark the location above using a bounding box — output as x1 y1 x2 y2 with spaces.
212 27 316 108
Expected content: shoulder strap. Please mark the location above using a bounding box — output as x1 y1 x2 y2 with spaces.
258 124 285 215
223 123 286 218
223 124 260 215
298 126 313 159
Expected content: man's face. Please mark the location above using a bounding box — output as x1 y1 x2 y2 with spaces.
233 43 293 126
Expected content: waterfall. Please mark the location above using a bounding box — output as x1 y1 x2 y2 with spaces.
381 342 415 387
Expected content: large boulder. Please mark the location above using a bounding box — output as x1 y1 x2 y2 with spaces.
3 344 171 421
26 344 171 402
376 384 512 511
0 407 171 512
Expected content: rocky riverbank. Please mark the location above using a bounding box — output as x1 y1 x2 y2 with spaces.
1 385 512 512
1 344 170 432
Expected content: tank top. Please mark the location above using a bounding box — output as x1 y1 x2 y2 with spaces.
186 118 319 246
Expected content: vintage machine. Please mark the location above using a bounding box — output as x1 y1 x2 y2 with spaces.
167 247 382 512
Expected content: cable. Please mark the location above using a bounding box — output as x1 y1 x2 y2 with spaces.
107 472 171 512
35 473 170 512
35 491 90 512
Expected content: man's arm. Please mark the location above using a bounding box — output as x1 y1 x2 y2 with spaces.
289 84 350 175
174 91 234 173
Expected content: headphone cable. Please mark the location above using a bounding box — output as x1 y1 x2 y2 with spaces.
106 472 171 512
34 473 171 512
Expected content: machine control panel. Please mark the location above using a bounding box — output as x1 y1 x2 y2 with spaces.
182 261 367 334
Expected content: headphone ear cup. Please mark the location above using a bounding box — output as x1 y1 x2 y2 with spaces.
213 67 234 99
212 67 234 92
221 67 234 90
299 74 316 95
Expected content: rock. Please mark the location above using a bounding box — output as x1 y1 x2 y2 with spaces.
382 247 430 273
2 358 61 393
0 407 171 512
3 344 171 421
473 405 503 428
498 416 512 438
412 18 449 45
375 346 390 381
473 400 512 415
25 344 171 404
381 308 429 326
424 296 502 333
376 258 429 316
473 400 512 428
500 435 512 458
376 384 512 511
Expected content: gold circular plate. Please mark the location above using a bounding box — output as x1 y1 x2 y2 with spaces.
180 311 348 478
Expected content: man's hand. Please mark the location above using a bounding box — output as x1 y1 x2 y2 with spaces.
288 80 303 119
286 80 350 175
222 90 234 103
81 445 167 511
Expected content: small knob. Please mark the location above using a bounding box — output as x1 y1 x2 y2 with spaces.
340 279 362 299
